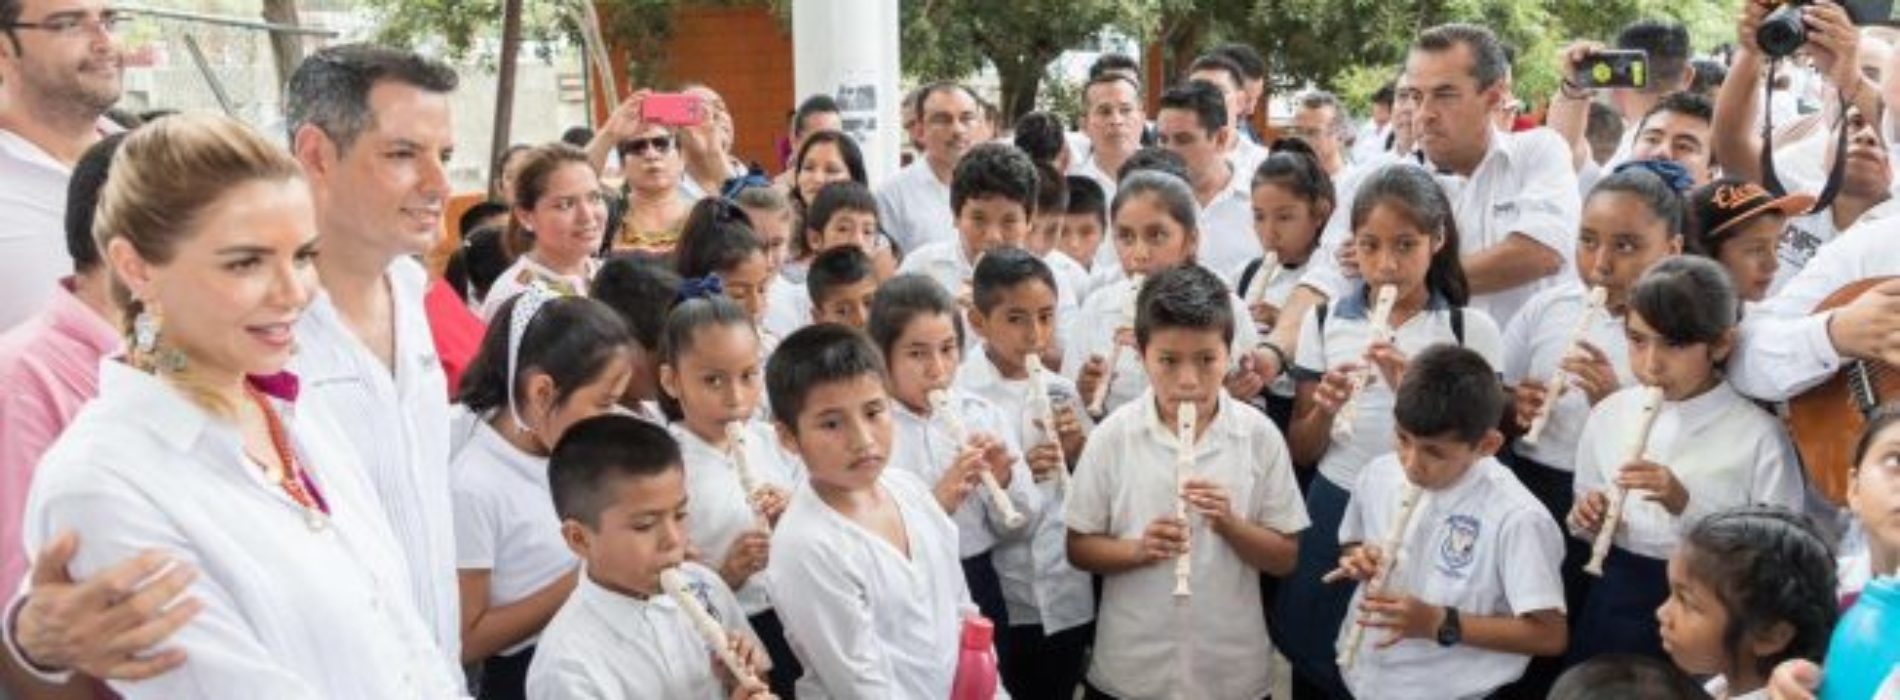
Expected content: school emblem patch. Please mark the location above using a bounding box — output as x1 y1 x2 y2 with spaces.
1435 514 1482 577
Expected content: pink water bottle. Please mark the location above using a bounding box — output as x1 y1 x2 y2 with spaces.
950 605 999 700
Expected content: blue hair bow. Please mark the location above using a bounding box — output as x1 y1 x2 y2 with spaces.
676 275 725 304
1613 159 1696 195
720 170 772 200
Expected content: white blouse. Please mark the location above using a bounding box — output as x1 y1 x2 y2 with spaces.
22 363 463 698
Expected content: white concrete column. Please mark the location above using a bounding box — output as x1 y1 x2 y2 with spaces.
793 0 902 185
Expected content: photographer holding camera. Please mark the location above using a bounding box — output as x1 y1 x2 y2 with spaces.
1714 0 1895 295
1547 21 1698 187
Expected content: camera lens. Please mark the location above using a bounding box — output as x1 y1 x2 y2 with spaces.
1757 3 1807 58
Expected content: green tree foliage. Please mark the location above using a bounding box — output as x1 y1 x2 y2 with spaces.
901 0 1149 124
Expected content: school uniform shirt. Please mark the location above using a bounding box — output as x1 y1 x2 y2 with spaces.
1499 282 1634 472
762 275 811 342
1069 149 1119 202
1434 128 1581 327
767 469 993 699
451 414 580 655
897 240 1082 352
1732 215 1900 401
955 351 1096 634
524 563 759 700
480 254 602 322
292 256 462 666
1045 248 1097 311
1233 255 1312 400
1570 383 1805 560
1198 171 1266 282
889 389 1040 558
1290 286 1504 488
1229 137 1269 188
671 421 796 616
21 363 463 698
875 159 958 254
1336 454 1567 700
1063 390 1310 700
1061 273 1262 418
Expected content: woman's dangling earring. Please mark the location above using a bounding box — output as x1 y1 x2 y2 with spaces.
132 306 185 373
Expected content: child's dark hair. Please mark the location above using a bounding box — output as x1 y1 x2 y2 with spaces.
1116 146 1191 185
805 180 879 242
1629 256 1738 345
675 198 764 280
66 131 129 275
1134 264 1235 348
1065 175 1108 227
1114 170 1200 240
1591 166 1688 237
1253 138 1337 224
1393 344 1503 444
807 245 876 308
459 295 633 415
867 274 965 360
657 294 757 421
458 200 510 238
1351 164 1471 307
1852 402 1900 467
589 256 681 353
443 225 512 304
1548 654 1711 700
951 142 1038 216
1157 80 1229 134
1680 506 1838 679
1013 111 1068 167
1034 162 1069 216
972 246 1058 315
549 414 683 527
766 324 890 433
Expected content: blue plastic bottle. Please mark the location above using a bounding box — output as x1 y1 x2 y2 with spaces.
1821 577 1900 700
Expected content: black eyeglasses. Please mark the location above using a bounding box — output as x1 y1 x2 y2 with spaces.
7 11 126 38
620 135 673 157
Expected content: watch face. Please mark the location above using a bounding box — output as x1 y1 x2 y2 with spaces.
1436 608 1461 647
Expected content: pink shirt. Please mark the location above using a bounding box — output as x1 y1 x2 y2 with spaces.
0 280 118 603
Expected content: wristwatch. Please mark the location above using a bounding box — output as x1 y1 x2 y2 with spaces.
1435 606 1462 647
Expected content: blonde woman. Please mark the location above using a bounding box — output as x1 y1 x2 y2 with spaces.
20 114 461 698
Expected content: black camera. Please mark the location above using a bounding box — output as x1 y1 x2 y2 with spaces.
1758 0 1900 59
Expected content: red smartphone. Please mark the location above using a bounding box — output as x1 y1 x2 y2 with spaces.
642 93 704 127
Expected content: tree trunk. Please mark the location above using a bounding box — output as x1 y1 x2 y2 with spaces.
994 56 1046 127
261 0 303 89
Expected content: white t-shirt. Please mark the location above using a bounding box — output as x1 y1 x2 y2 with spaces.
1197 173 1265 281
1061 273 1261 418
1063 390 1309 700
0 123 118 333
1291 286 1504 487
481 254 601 322
451 414 580 654
888 389 1040 558
1498 282 1634 472
671 421 795 616
875 159 958 254
525 564 759 700
954 350 1096 633
1338 454 1567 700
1570 383 1805 560
767 469 990 699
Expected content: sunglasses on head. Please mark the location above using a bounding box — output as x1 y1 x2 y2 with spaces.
620 135 673 156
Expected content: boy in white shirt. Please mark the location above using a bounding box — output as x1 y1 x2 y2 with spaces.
1065 264 1307 700
1028 163 1098 311
762 325 1005 699
956 247 1096 697
527 415 770 700
806 246 879 331
897 143 1080 347
1330 345 1567 700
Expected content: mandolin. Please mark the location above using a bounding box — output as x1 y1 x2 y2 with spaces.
1786 276 1900 506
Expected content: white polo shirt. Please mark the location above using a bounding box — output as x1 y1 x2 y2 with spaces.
1198 171 1265 280
671 421 795 617
525 563 759 700
767 469 988 699
0 125 114 332
954 351 1096 634
292 257 461 666
1229 137 1269 185
1338 454 1566 700
897 240 1082 352
1291 286 1504 488
875 159 958 254
1063 389 1309 700
1234 255 1313 399
1732 215 1900 401
1061 273 1261 418
1498 282 1634 472
451 414 581 655
1571 383 1804 560
889 389 1040 558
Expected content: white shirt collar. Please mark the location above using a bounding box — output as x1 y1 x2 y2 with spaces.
95 361 218 454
